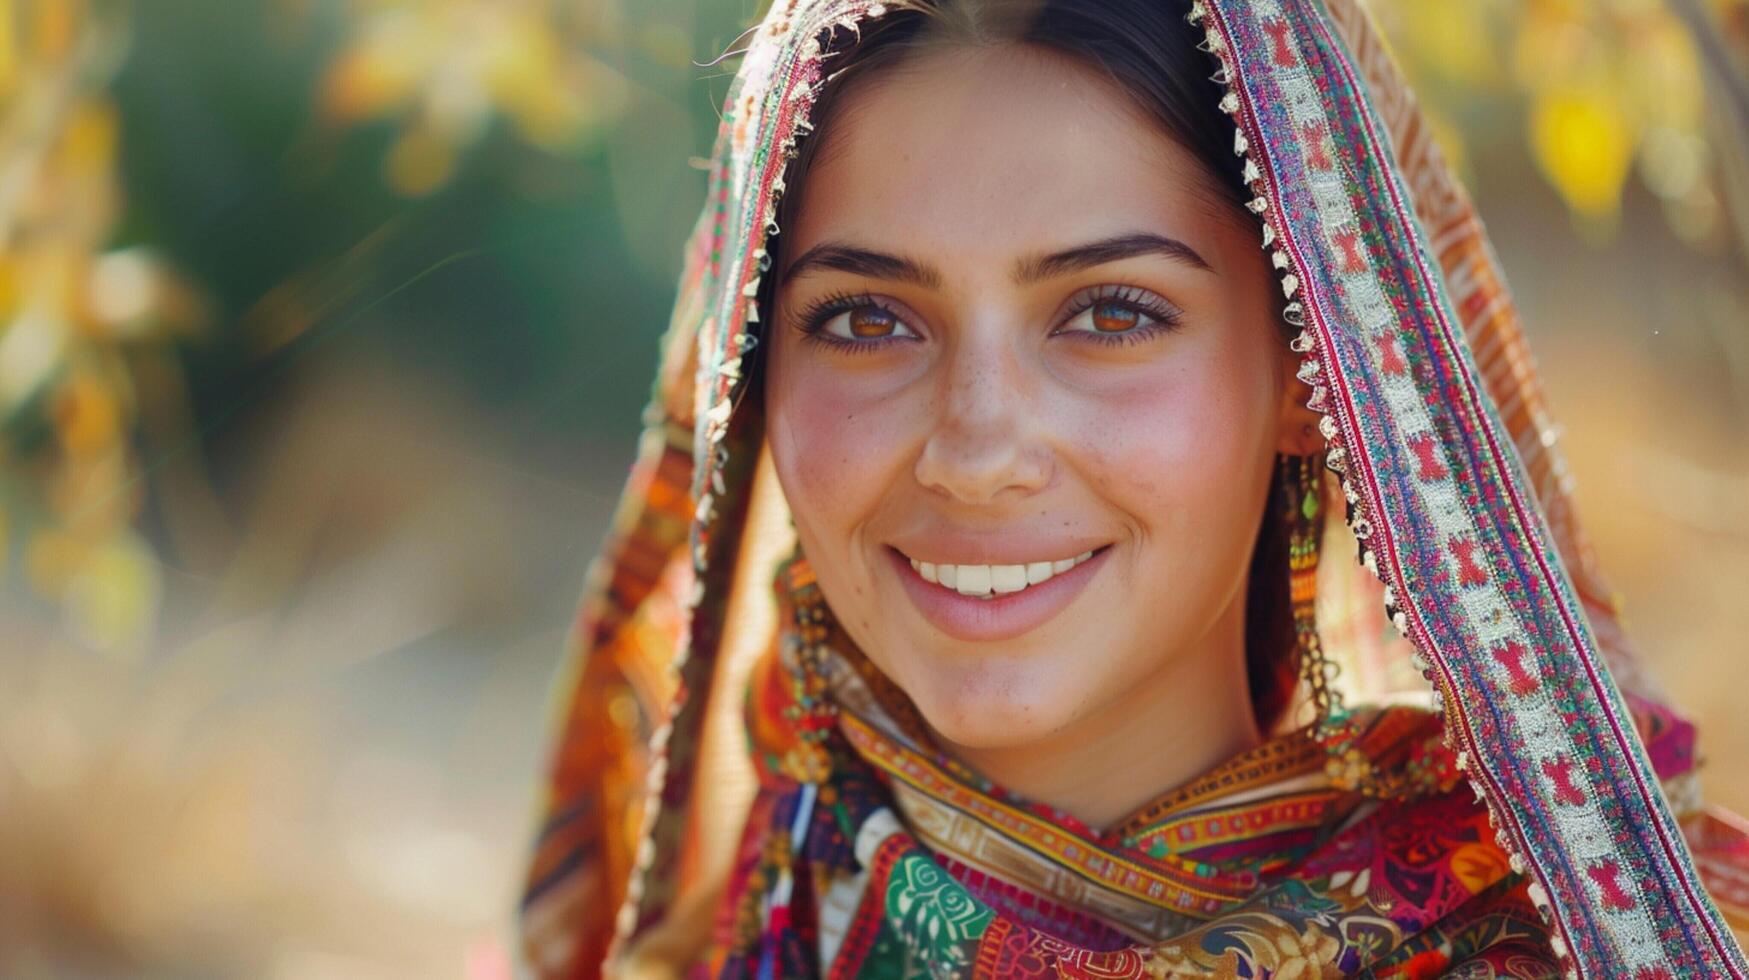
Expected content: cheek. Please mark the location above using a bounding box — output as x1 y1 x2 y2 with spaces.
766 352 917 543
1059 337 1278 548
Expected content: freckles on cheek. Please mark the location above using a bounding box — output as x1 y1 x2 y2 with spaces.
1069 366 1268 516
774 368 911 517
1071 377 1195 499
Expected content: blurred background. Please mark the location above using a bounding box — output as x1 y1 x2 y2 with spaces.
1 0 1746 975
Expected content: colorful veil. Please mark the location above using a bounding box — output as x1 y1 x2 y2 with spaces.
520 0 1749 975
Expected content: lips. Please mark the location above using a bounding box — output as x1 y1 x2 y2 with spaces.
887 544 1111 643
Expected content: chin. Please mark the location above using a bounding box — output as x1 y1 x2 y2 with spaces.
905 657 1088 750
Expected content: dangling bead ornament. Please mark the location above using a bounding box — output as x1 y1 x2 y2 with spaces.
743 556 834 977
1283 453 1344 733
780 557 838 785
1283 454 1376 795
1283 454 1431 799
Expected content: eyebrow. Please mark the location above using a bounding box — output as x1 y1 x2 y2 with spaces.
780 243 943 288
1016 232 1213 281
778 231 1212 289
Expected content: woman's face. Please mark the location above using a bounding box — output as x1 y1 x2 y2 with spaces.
766 43 1310 750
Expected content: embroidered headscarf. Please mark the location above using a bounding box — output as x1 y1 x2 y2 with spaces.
520 1 1749 976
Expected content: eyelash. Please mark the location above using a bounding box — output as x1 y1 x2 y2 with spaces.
793 290 911 355
790 284 1185 352
1058 284 1184 347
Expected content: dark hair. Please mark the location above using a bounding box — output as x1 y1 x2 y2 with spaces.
761 0 1301 733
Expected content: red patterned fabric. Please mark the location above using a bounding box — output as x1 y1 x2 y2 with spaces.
688 562 1555 977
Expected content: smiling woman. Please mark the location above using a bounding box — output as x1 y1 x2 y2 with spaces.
520 1 1749 978
764 38 1311 819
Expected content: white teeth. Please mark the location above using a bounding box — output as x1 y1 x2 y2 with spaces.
956 564 992 595
990 565 1028 594
909 550 1099 599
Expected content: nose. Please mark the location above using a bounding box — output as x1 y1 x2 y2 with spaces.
914 333 1052 505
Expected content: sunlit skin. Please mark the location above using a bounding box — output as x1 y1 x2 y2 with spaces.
765 43 1321 830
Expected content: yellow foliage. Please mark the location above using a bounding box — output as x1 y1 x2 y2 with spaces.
54 369 121 458
320 0 627 195
384 125 457 197
0 0 16 98
0 255 18 317
32 0 80 63
1392 3 1499 91
320 9 427 122
1621 18 1705 130
1531 85 1635 221
2 1 196 643
28 527 93 599
1378 0 1725 236
63 532 161 654
61 100 119 177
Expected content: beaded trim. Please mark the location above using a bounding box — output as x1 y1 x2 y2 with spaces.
608 0 904 957
1188 1 1742 975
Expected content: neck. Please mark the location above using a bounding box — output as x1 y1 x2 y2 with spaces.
929 596 1265 833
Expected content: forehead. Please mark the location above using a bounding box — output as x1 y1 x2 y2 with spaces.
790 42 1234 264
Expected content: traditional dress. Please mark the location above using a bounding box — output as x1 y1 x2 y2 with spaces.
695 560 1557 977
518 1 1749 977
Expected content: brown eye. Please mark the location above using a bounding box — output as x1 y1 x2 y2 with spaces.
1055 286 1181 343
813 299 919 345
1090 301 1139 333
849 306 897 338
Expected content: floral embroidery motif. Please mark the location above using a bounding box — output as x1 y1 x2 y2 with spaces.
885 851 994 974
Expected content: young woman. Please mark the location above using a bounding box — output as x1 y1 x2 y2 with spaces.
521 1 1749 976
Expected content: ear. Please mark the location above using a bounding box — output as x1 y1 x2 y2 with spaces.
1273 344 1324 457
